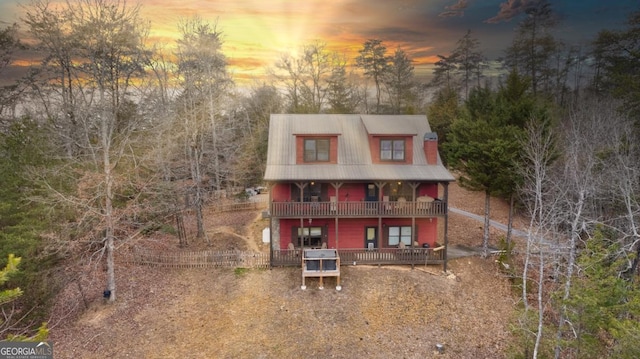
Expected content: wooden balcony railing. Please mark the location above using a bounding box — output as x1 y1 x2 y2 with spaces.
272 247 445 267
270 200 446 218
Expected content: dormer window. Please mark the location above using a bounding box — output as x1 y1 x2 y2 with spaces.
304 138 330 162
380 139 405 161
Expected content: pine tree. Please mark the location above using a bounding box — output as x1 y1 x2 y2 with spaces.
444 86 523 256
563 227 640 358
0 254 22 306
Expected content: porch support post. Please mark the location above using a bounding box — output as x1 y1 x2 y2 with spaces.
409 182 420 253
269 183 273 268
411 216 416 269
409 182 419 201
378 217 383 250
443 181 449 273
409 182 420 214
374 182 386 200
331 182 343 249
294 182 308 202
294 182 308 262
375 182 386 250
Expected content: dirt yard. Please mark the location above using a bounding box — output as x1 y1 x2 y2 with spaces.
49 182 523 358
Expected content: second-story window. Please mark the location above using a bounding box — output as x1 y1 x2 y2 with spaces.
304 138 330 162
380 139 405 161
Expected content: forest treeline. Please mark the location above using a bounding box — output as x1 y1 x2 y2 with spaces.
0 0 639 357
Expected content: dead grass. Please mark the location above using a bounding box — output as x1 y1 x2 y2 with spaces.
49 184 523 358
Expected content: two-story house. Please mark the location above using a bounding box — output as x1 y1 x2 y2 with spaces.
264 114 455 271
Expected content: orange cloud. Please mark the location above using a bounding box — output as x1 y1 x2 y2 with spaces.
1 0 475 86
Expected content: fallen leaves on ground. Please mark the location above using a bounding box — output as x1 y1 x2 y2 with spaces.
49 185 522 358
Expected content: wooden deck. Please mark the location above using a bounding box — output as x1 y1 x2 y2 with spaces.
272 247 445 267
301 249 341 290
270 200 446 218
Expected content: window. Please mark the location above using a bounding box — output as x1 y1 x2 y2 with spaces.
304 138 330 162
380 139 405 161
388 226 412 246
290 182 325 202
384 181 412 201
296 227 323 247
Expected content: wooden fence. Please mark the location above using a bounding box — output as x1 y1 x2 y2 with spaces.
128 248 270 269
125 246 445 269
210 200 267 213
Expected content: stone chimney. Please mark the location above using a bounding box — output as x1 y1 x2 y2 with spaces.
424 132 438 165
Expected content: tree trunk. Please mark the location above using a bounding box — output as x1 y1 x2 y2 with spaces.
554 190 584 358
533 247 544 358
102 108 116 302
193 144 205 239
176 209 187 248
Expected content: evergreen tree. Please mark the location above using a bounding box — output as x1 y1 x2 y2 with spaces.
0 254 22 306
502 0 560 96
384 48 416 114
0 119 57 338
426 86 460 160
444 86 523 256
450 29 485 99
563 227 640 358
592 10 640 119
326 55 360 114
356 39 389 113
430 54 457 91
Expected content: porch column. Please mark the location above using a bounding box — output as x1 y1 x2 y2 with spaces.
374 182 386 201
443 181 449 273
375 182 386 248
269 183 273 268
294 182 308 202
331 182 343 249
409 182 420 250
294 182 308 255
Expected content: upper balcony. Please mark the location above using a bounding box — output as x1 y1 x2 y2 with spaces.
270 199 446 218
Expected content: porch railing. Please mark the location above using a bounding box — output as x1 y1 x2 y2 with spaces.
272 247 445 267
270 200 446 218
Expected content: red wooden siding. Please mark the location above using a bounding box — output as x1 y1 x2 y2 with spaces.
278 218 438 250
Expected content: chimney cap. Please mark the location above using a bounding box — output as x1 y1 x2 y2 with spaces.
424 132 438 141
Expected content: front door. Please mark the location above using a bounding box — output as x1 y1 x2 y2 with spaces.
365 226 378 250
364 183 378 201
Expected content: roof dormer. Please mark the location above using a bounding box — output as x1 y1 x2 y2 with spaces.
295 134 339 164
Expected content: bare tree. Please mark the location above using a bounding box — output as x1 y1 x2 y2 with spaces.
595 100 640 278
174 16 231 239
551 98 614 357
22 0 152 303
23 0 94 157
0 23 23 121
272 41 346 113
273 52 306 113
518 117 561 358
232 84 283 185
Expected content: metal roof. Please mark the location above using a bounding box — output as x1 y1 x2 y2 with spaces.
264 114 455 182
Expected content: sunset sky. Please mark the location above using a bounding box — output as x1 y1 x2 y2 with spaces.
0 0 637 84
